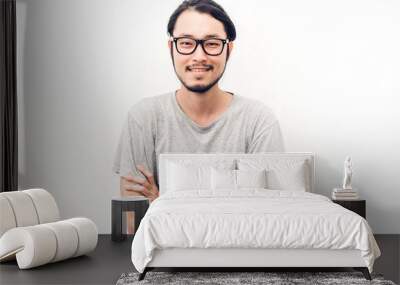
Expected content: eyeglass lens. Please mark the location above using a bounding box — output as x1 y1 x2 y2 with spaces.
176 38 224 55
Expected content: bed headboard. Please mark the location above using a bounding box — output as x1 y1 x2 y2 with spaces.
158 153 315 195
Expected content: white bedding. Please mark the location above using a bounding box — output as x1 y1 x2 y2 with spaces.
131 190 380 273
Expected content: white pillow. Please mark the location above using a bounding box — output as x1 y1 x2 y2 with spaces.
211 168 236 190
266 163 307 191
238 158 310 191
166 162 212 191
211 169 267 190
237 169 267 188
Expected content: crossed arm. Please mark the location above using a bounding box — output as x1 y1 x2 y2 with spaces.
120 164 159 202
119 165 159 234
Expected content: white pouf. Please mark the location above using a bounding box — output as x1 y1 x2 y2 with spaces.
0 189 98 269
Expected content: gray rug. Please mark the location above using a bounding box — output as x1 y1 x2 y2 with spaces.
116 271 396 285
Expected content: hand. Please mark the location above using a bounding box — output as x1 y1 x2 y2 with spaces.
121 165 159 202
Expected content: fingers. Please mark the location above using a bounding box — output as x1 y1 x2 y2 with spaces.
122 187 154 200
136 165 156 185
123 174 152 189
122 188 143 197
122 180 155 199
149 192 160 203
141 188 154 198
123 174 145 184
122 166 158 201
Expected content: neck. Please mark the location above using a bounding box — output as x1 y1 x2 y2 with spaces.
176 85 231 117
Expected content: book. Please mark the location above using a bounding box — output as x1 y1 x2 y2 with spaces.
332 192 358 197
332 196 360 201
332 193 359 200
333 188 358 193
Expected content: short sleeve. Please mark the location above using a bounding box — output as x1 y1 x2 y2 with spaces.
112 113 156 182
248 115 285 153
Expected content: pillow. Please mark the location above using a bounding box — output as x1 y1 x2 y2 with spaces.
237 158 310 191
236 169 267 188
166 162 212 191
211 168 267 190
266 162 307 191
211 168 236 190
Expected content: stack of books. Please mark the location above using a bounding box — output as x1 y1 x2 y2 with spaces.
332 188 359 200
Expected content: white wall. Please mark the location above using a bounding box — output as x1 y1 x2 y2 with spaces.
16 0 400 233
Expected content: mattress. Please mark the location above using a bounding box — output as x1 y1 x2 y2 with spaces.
131 190 381 273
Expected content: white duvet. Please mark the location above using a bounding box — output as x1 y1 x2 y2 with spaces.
131 190 380 273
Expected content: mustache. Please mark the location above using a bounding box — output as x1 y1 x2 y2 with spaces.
186 65 213 71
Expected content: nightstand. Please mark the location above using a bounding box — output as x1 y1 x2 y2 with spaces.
111 196 149 241
332 199 366 219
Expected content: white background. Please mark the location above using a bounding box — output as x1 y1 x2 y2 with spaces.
16 0 400 233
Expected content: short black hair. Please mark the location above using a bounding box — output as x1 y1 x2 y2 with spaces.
167 0 236 41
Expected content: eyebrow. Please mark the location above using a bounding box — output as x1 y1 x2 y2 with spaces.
177 33 222 39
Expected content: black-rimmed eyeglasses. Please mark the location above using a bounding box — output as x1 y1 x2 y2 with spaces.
172 37 229 56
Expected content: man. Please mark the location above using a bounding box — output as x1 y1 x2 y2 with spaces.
113 0 284 232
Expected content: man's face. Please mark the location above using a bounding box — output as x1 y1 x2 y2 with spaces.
168 10 233 94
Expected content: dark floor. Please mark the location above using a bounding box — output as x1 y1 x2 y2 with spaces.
0 234 398 285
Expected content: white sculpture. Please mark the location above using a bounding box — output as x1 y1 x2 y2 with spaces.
342 156 353 190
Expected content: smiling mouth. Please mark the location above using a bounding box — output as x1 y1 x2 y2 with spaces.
191 69 209 73
188 66 212 72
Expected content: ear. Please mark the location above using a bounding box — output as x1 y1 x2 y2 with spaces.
228 41 234 54
168 40 175 66
226 41 234 61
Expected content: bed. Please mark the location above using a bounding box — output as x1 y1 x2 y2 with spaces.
130 153 381 281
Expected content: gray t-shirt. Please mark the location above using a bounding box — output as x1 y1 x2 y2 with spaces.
112 91 284 186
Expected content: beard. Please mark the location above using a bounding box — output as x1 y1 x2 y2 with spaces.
178 70 222 94
170 48 229 94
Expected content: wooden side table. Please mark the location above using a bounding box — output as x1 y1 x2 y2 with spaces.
111 196 149 241
332 199 366 219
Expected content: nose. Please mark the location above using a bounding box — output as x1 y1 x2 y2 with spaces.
191 43 208 61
